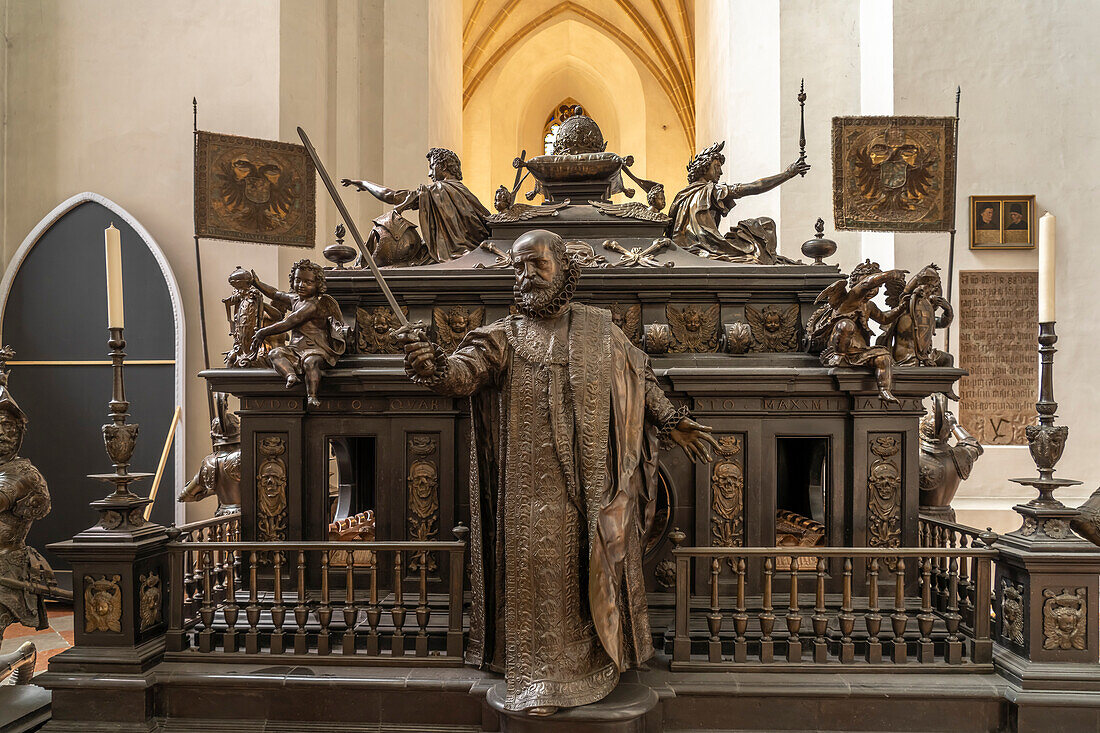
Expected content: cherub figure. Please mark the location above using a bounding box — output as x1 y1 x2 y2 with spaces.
250 260 347 408
806 260 906 403
487 185 570 223
876 263 953 366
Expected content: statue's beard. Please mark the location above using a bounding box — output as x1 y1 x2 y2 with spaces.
514 264 578 319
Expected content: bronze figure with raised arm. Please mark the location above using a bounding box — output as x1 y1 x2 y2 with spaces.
341 147 490 264
667 140 810 263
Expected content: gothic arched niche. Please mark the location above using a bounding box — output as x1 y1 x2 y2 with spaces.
464 15 689 208
0 194 185 586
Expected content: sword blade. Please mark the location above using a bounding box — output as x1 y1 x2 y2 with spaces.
297 126 408 327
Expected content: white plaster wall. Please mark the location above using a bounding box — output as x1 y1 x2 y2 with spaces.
0 0 402 521
1 0 285 516
696 0 784 226
778 0 862 270
892 0 1100 533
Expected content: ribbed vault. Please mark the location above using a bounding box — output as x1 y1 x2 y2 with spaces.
462 0 695 149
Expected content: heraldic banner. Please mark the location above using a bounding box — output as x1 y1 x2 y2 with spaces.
832 116 957 232
194 131 316 247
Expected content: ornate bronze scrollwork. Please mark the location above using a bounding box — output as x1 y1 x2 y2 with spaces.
256 436 288 542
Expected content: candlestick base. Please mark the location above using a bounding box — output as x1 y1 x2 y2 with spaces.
1001 476 1088 550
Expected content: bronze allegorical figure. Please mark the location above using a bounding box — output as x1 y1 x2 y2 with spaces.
666 140 809 263
396 229 718 716
341 147 490 264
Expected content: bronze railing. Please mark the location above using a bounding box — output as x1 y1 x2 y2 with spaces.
670 545 996 670
165 538 466 665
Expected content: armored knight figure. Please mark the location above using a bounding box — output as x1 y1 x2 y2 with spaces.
342 147 490 263
396 229 717 716
179 394 242 516
806 260 906 403
0 351 55 642
667 140 809 263
918 393 983 522
877 263 954 366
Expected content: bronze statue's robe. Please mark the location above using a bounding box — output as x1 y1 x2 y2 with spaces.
667 180 741 255
415 303 678 711
411 179 490 261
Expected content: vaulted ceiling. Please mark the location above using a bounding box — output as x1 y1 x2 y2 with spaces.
462 0 695 147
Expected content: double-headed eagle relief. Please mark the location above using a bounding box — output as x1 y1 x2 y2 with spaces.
832 116 957 232
195 131 316 247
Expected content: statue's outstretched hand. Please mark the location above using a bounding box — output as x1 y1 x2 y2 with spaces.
670 417 720 463
787 158 811 178
340 178 366 192
394 323 437 378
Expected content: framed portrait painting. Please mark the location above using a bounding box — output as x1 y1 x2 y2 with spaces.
969 195 1035 250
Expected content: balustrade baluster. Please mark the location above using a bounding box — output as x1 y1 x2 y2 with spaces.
786 560 803 662
343 554 358 655
183 542 197 619
391 551 407 656
890 558 908 663
733 558 748 663
671 535 690 663
812 558 828 663
917 557 935 663
294 550 309 654
416 554 431 657
448 528 468 659
705 558 723 663
839 558 855 663
759 558 775 663
944 557 963 664
937 529 953 610
212 526 226 596
270 551 287 654
222 548 240 652
315 551 333 655
199 550 215 652
366 555 381 655
245 551 261 654
865 558 882 663
958 536 974 625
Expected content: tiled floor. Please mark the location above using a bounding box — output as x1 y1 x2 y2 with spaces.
1 603 73 680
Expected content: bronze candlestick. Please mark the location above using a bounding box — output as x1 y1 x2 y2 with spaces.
85 327 154 534
1008 321 1081 541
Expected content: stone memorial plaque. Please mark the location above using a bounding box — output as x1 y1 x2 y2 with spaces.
958 270 1038 445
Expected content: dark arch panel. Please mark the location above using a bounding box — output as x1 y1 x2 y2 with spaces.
3 200 178 587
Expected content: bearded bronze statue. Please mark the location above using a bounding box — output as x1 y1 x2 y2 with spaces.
396 229 717 716
0 350 57 642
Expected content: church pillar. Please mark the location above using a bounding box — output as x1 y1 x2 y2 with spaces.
696 0 782 226
383 0 462 190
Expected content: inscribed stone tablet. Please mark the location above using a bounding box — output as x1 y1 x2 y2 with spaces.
958 271 1038 445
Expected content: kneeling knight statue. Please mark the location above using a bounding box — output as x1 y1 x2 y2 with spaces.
397 229 718 716
0 349 56 642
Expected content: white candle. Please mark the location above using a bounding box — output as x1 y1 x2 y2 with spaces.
1038 212 1055 323
105 223 124 328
